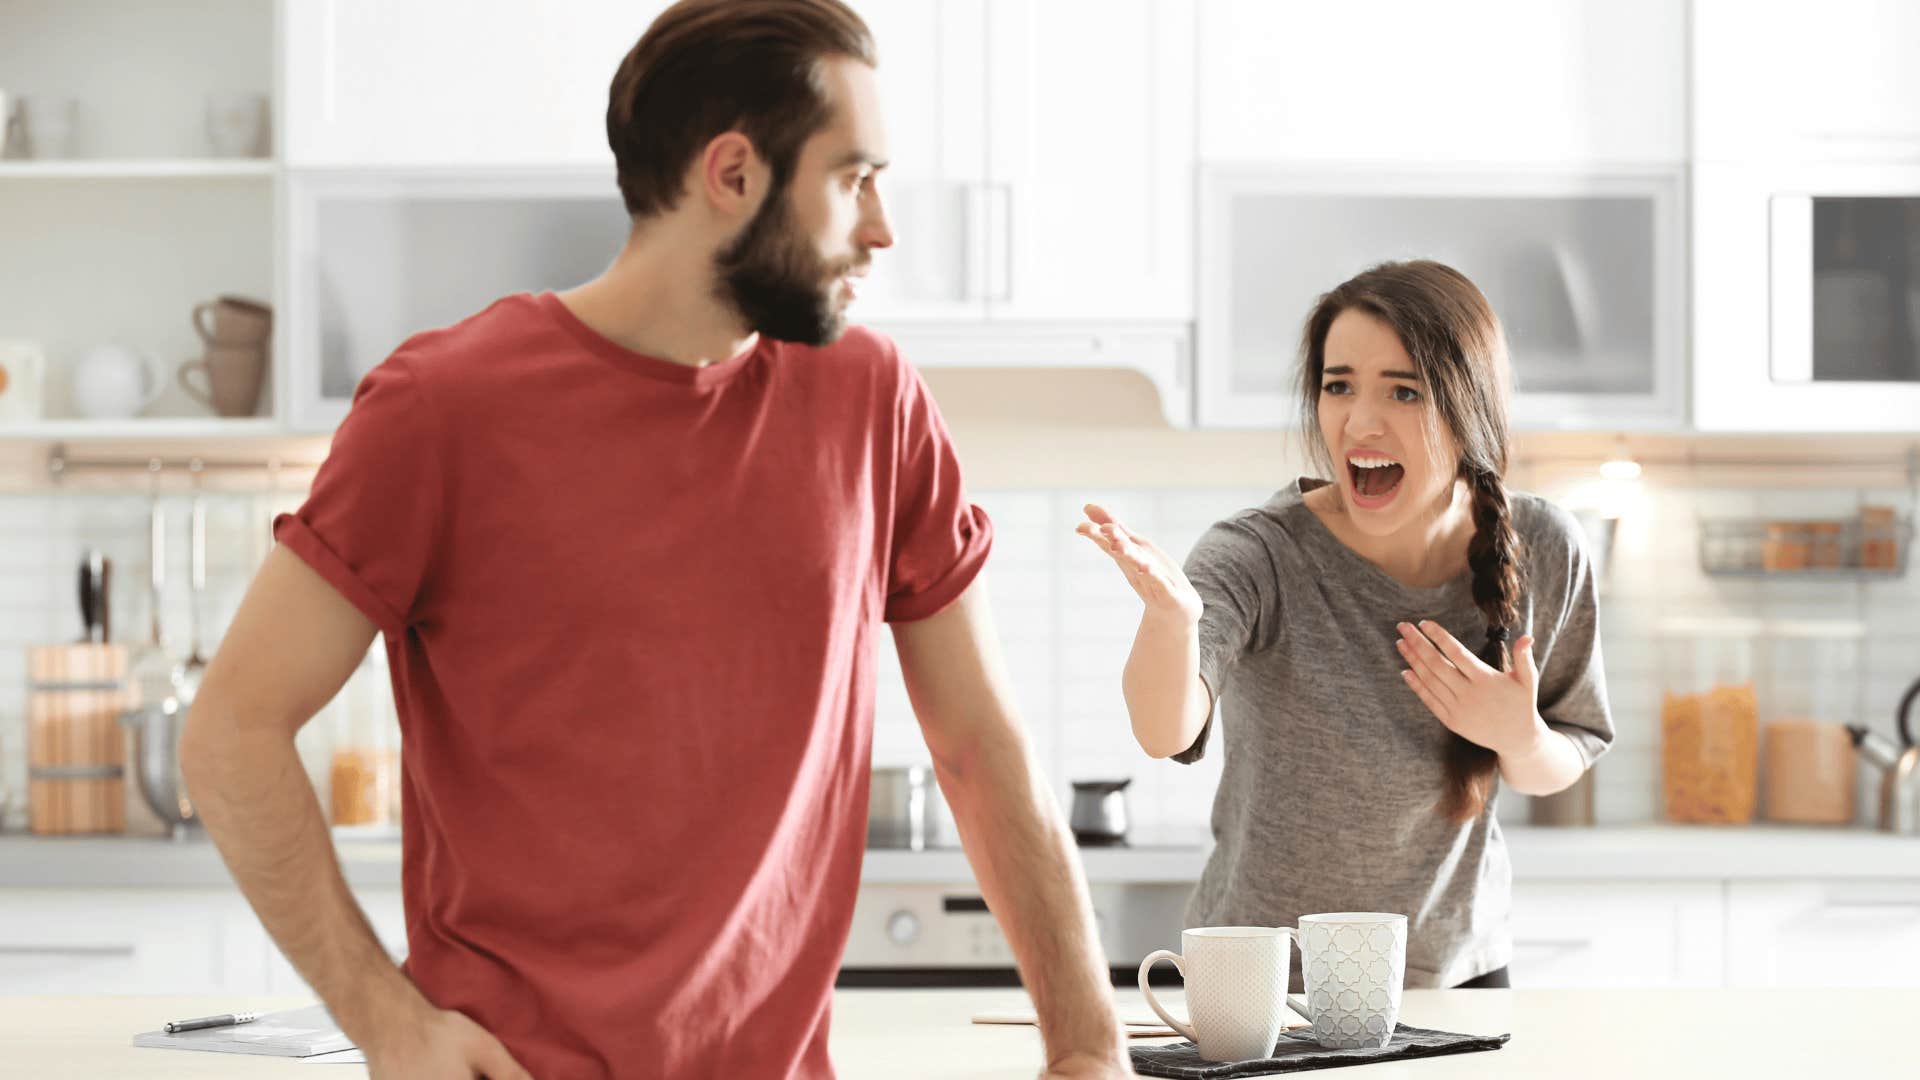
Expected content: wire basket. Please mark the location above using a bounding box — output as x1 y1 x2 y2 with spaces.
1698 515 1913 578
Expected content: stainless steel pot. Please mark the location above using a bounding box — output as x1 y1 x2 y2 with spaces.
869 766 947 850
120 696 197 840
1070 779 1131 846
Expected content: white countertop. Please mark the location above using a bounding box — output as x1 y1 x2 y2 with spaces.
6 988 1913 1078
2 824 1918 890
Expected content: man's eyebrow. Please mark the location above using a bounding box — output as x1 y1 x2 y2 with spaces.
1323 365 1420 380
831 150 889 171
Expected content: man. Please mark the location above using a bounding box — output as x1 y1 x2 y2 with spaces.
180 1 1132 1077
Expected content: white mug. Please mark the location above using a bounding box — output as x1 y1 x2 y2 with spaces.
71 344 166 419
1295 912 1407 1049
1139 926 1290 1063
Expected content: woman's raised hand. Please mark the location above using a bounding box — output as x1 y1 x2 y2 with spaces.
1074 503 1203 626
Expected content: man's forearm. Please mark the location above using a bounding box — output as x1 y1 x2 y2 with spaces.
182 714 422 1045
933 732 1125 1068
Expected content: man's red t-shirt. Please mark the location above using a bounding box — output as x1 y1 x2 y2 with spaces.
274 292 992 1078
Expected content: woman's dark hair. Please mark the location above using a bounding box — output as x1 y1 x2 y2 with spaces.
1297 259 1523 823
607 0 877 219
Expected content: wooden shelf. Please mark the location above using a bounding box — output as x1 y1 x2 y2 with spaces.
0 159 275 180
0 418 284 440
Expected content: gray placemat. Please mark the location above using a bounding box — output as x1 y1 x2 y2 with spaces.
1130 1023 1510 1077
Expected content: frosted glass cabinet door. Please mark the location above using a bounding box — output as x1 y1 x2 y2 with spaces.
282 0 664 167
286 171 630 431
1196 168 1685 431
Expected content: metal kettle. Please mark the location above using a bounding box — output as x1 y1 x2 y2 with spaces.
1069 779 1131 846
1847 677 1920 834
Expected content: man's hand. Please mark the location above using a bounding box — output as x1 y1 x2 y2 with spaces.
361 998 532 1080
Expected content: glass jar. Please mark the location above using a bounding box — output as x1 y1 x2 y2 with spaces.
1760 620 1865 824
328 645 396 829
1658 617 1762 824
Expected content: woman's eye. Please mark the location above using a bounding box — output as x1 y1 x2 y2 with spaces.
1322 380 1350 395
1392 385 1421 403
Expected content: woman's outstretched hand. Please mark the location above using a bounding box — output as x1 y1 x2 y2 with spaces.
1074 503 1202 626
1394 619 1546 757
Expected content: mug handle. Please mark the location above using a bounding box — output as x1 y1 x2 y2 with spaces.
1137 950 1197 1042
177 358 214 410
1281 927 1313 1026
191 301 220 345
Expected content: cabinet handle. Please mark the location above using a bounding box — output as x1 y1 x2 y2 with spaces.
0 944 137 957
989 182 1014 305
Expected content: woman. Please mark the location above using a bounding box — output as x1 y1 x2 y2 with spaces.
1077 259 1612 990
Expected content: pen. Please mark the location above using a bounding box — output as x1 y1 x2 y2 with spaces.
164 1011 261 1034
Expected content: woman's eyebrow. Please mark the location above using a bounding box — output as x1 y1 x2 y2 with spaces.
1322 365 1420 380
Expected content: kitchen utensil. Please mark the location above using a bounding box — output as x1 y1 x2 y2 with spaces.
1140 927 1293 1063
1295 912 1408 1049
868 765 941 849
178 344 267 417
1070 778 1131 845
0 90 16 157
205 92 270 157
26 556 133 834
78 548 109 644
1846 725 1919 835
71 344 166 419
177 477 209 702
191 295 273 348
1527 769 1594 826
0 341 47 421
121 697 196 838
1763 720 1856 824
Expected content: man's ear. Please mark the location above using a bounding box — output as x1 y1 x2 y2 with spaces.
696 131 764 218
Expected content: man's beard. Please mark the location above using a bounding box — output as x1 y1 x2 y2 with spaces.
714 181 859 347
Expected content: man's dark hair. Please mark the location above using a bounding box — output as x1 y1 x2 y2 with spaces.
608 0 878 219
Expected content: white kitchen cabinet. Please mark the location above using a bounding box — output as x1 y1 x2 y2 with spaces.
1694 0 1920 164
981 0 1194 323
1726 880 1920 988
1508 881 1725 988
0 889 270 995
861 0 1193 324
1197 0 1685 166
280 0 662 167
1196 167 1688 431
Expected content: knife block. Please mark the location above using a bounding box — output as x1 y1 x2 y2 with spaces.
26 643 132 834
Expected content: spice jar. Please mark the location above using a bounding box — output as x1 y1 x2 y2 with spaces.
1762 522 1812 571
1806 522 1845 569
1658 617 1762 824
1859 505 1898 570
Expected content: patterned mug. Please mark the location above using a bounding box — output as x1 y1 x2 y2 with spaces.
1294 911 1408 1049
1138 926 1290 1063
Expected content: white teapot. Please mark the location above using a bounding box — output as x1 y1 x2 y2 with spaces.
72 344 166 419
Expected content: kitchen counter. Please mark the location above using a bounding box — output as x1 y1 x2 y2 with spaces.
3 824 1919 889
5 988 1913 1078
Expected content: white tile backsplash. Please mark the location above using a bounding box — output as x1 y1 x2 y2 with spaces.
2 480 1915 835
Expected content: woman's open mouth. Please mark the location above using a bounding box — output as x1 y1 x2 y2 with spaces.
1347 453 1405 510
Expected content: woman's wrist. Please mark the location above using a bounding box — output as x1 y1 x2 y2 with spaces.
1493 713 1553 763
